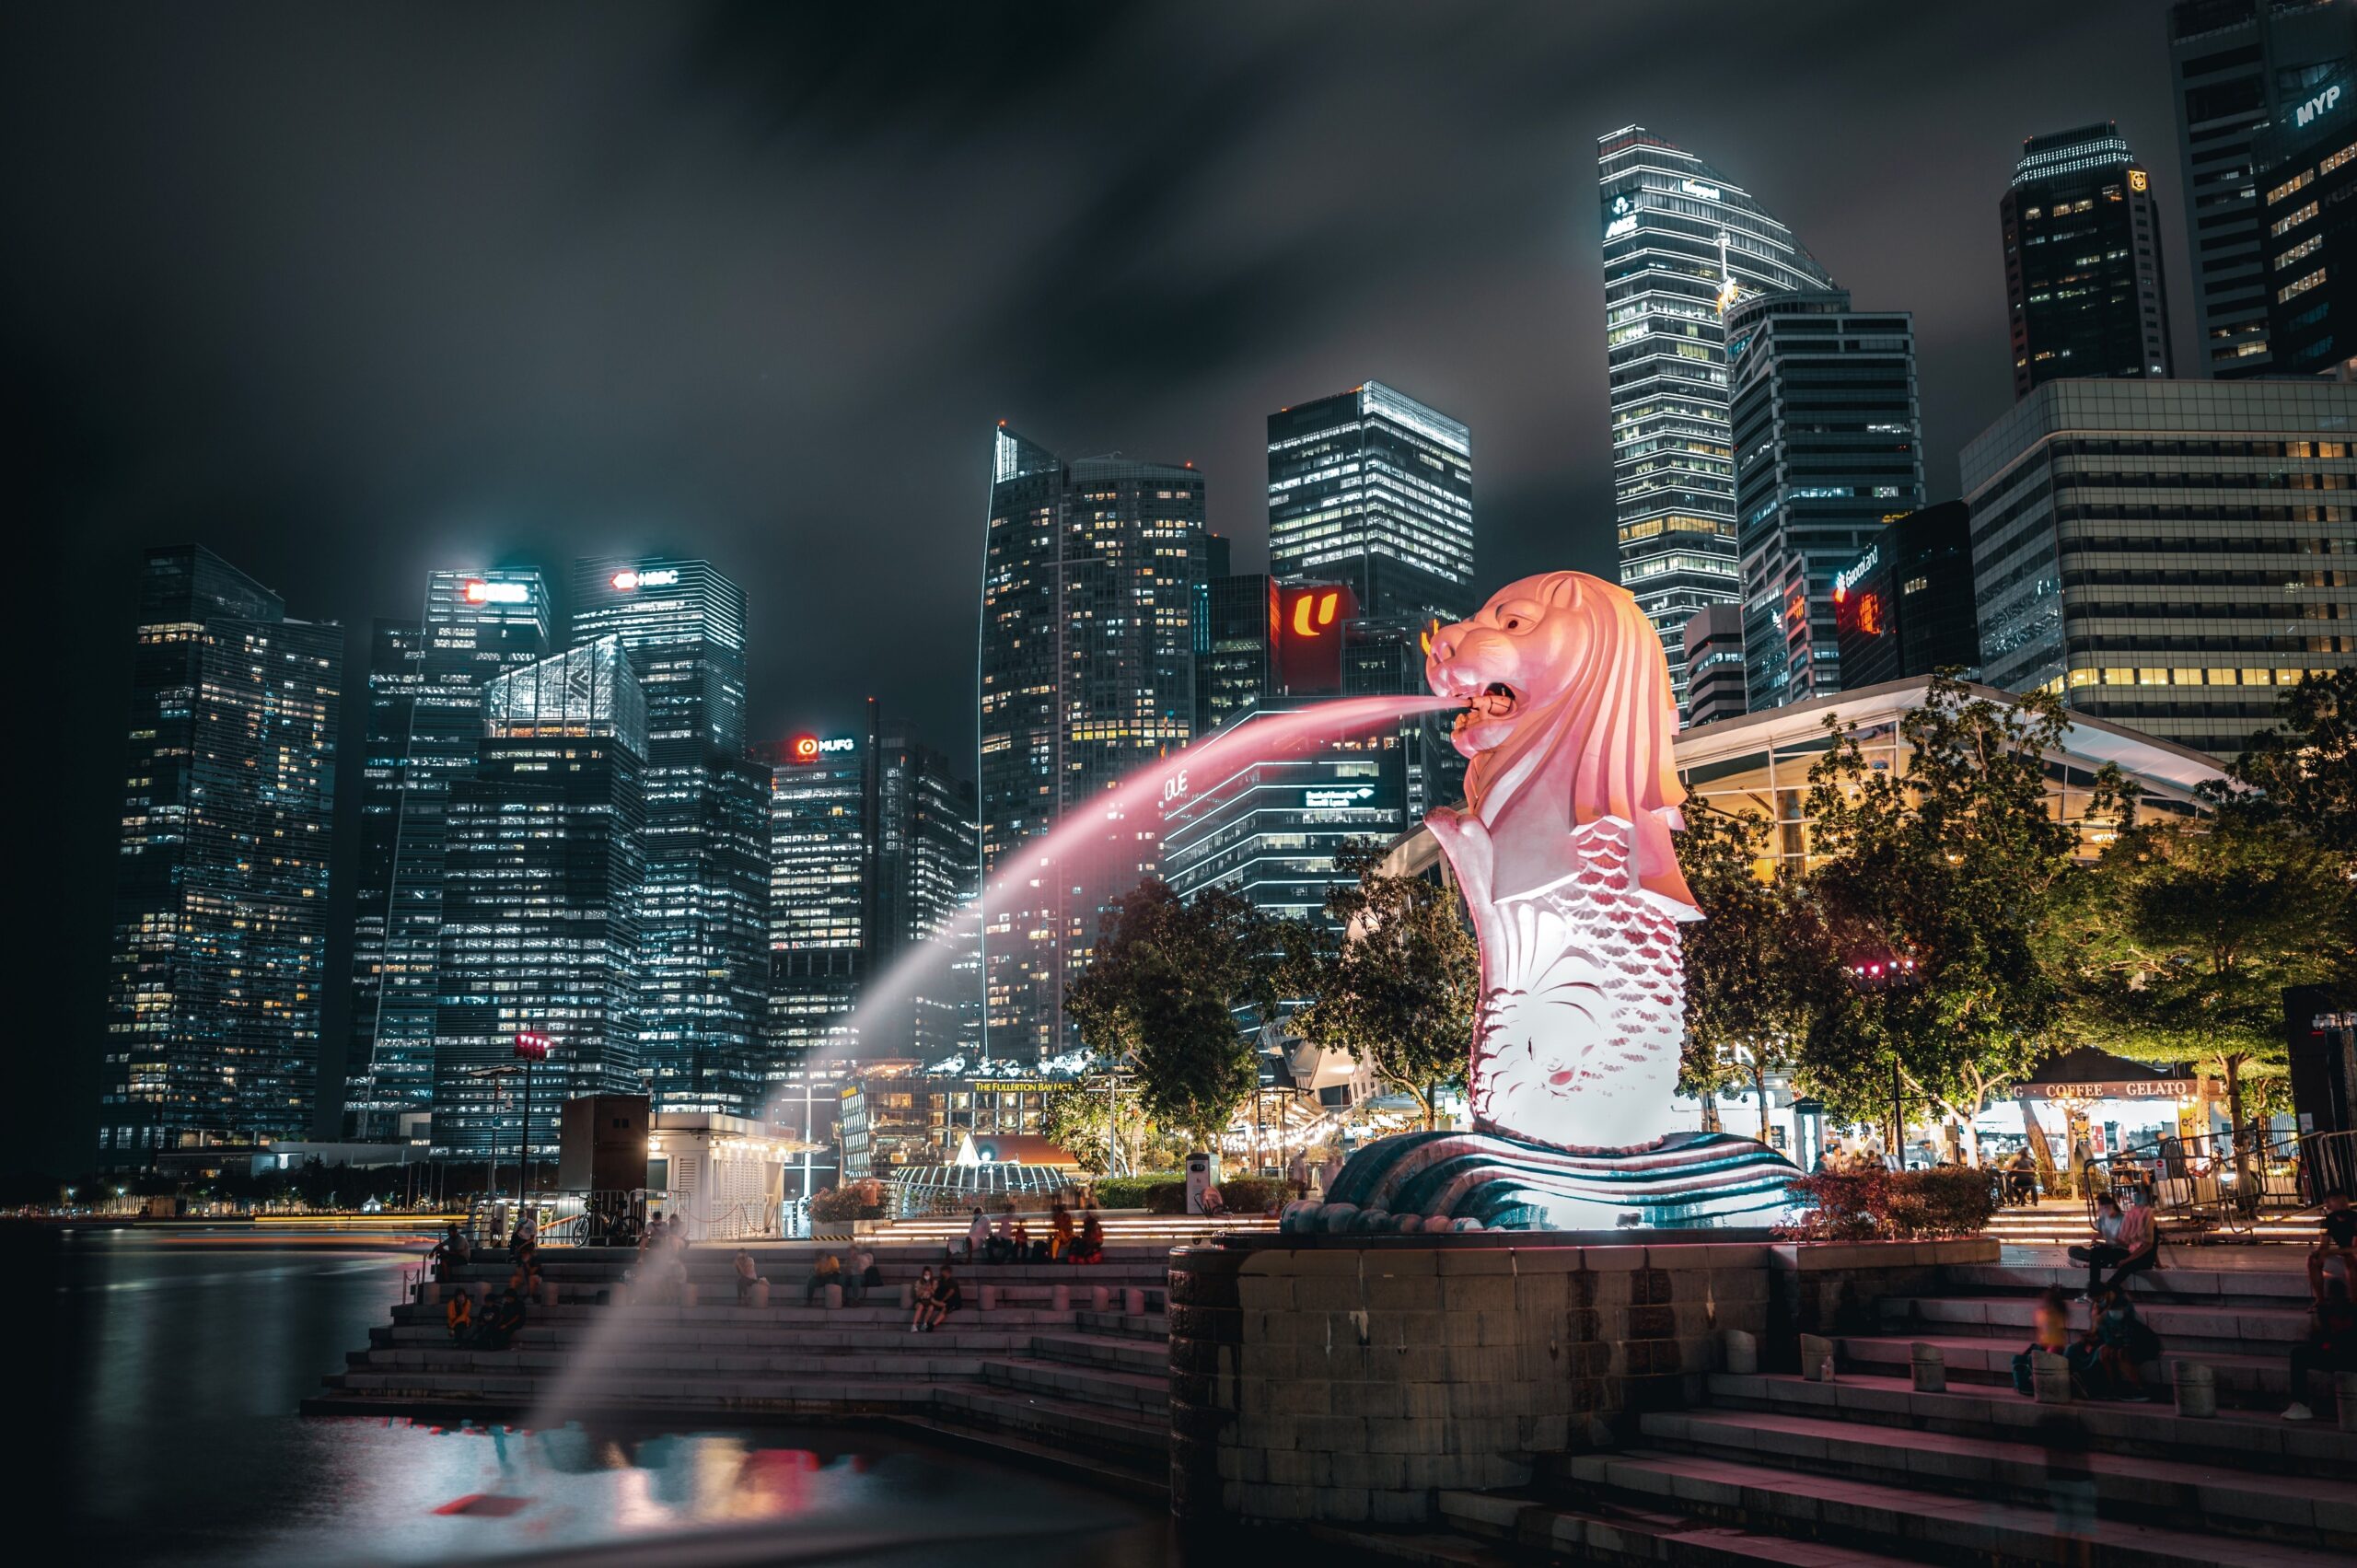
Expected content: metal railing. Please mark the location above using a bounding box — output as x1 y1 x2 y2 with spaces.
2087 1129 2312 1237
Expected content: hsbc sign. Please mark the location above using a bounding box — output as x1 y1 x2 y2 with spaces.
610 566 681 591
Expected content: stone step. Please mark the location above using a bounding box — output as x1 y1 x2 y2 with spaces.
392 1302 1103 1329
1942 1261 2314 1307
1705 1371 2357 1480
328 1366 941 1410
1028 1331 1167 1376
378 1323 1041 1353
979 1355 1168 1415
1438 1489 1922 1568
1074 1309 1166 1341
352 1346 986 1379
1877 1293 2314 1350
1640 1408 2357 1552
928 1381 1167 1459
1836 1332 2288 1401
1560 1448 2351 1568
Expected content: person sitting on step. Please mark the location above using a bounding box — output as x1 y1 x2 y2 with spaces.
2283 1278 2357 1422
2012 1285 2073 1396
964 1208 990 1261
2083 1288 2159 1401
1066 1214 1105 1265
922 1264 962 1331
732 1247 764 1306
803 1251 842 1306
475 1286 527 1351
2066 1191 2157 1298
2309 1192 2357 1305
429 1223 471 1277
909 1267 936 1333
444 1288 474 1343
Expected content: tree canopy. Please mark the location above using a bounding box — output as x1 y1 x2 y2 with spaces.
2217 665 2356 860
1276 839 1480 1127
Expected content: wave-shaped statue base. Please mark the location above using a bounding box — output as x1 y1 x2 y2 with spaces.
1281 1130 1800 1234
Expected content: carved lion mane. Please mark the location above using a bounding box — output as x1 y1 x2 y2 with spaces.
1435 570 1699 918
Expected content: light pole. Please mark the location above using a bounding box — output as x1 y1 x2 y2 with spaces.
1845 949 1918 1168
513 1031 552 1207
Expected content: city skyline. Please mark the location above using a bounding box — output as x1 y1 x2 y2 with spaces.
6 2 2285 1174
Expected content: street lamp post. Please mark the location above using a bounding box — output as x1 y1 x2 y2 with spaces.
513 1031 552 1208
1845 949 1919 1168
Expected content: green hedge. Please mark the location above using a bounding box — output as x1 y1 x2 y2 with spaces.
1087 1173 1292 1214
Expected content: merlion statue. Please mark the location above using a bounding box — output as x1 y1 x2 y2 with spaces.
1282 571 1797 1233
1423 569 1699 1152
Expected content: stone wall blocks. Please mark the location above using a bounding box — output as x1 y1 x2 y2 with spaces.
1365 1417 1448 1455
1441 1276 1517 1312
1364 1277 1443 1310
1433 1249 1521 1275
1369 1488 1432 1526
1475 1310 1527 1347
1295 1279 1366 1312
1329 1380 1406 1419
1296 1414 1367 1452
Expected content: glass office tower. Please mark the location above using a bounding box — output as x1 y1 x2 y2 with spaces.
2252 64 2357 375
1598 125 1835 707
1266 381 1473 629
570 558 768 1119
1725 288 1926 710
1964 378 2357 756
2002 122 2175 397
758 722 874 1077
343 569 551 1140
873 727 981 1060
2166 0 2356 377
978 426 1207 1062
1830 501 1981 691
432 639 647 1161
100 546 342 1168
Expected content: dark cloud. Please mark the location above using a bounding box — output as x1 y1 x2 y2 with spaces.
2 0 2187 1172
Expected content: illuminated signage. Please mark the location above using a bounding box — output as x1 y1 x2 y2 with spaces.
1680 179 1721 201
610 566 682 591
462 578 531 605
2295 83 2344 128
1304 786 1376 809
1853 593 1884 635
2127 167 2149 193
1275 582 1357 697
1832 546 1880 599
1605 214 1637 239
785 732 857 762
1160 769 1190 806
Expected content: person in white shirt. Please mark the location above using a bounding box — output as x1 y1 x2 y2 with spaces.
2067 1192 2157 1296
964 1207 990 1260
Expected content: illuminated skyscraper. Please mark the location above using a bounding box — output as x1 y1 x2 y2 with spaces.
2166 0 2356 377
1726 287 1925 709
99 546 342 1168
432 638 646 1160
570 558 768 1119
343 569 551 1141
1597 126 1834 705
2001 122 2174 397
979 427 1207 1061
1266 381 1472 628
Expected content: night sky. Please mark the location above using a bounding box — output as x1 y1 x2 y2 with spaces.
5 1 2186 1178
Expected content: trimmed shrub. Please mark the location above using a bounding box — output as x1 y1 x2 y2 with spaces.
808 1179 888 1223
1089 1175 1183 1212
1217 1177 1287 1214
1776 1167 1995 1241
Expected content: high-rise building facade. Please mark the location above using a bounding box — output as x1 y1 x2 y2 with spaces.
1598 125 1836 705
1679 606 1748 727
2166 0 2357 377
873 727 981 1060
2002 122 2175 397
1193 571 1277 738
100 547 343 1167
1725 288 1925 710
344 570 552 1140
1830 502 1982 691
1266 381 1473 628
978 427 1207 1062
1963 378 2357 756
432 638 647 1160
757 724 872 1079
2253 63 2357 376
570 558 768 1119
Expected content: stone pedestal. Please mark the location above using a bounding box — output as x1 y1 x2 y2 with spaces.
1167 1234 1995 1527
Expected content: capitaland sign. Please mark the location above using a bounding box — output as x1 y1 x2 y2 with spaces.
1833 547 1880 598
610 566 682 591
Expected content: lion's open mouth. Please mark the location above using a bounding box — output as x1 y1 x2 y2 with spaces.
1452 682 1518 733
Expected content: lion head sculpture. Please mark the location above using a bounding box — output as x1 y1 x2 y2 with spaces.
1425 570 1698 918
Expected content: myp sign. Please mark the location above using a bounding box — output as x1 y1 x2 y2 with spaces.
2295 81 2344 129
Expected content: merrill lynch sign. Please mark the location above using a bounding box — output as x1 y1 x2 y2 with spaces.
2022 1080 2189 1100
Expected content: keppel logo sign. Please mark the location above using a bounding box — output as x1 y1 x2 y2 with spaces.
610 566 682 591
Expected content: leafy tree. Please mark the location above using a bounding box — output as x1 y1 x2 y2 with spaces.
1794 676 2128 1161
1040 1077 1152 1176
1276 840 1480 1128
2217 666 2356 859
2052 809 2353 1182
1063 881 1274 1149
1675 802 1814 1133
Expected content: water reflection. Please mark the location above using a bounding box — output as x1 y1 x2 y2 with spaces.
44 1229 1167 1568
